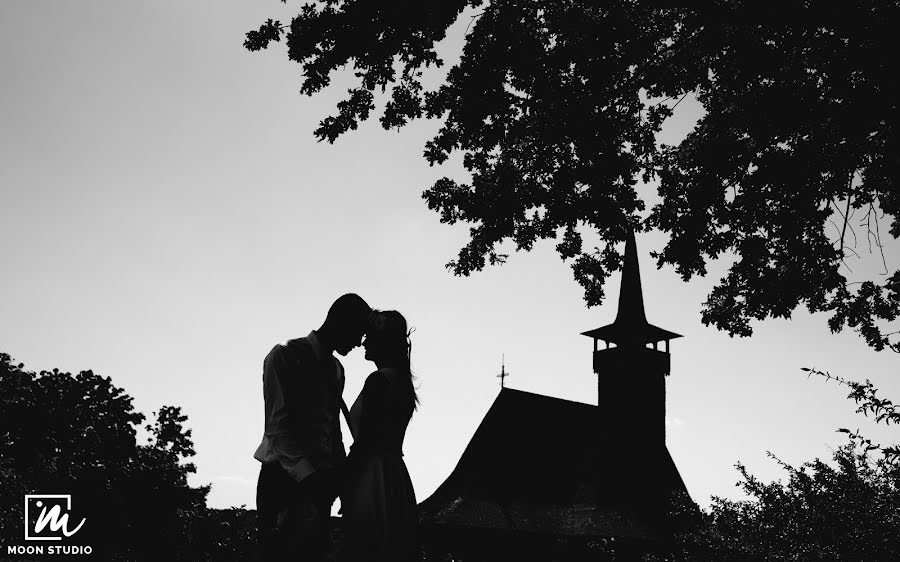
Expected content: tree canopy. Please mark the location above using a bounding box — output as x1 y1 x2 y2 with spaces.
245 1 900 351
0 353 209 559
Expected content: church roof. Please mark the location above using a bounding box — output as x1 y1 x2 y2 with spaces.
418 388 689 540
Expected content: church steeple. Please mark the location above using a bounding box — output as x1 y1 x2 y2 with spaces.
614 231 648 329
580 231 682 505
581 230 681 354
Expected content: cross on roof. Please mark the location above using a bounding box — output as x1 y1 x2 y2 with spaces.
497 354 511 388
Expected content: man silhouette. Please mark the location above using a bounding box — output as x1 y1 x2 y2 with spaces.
254 293 371 561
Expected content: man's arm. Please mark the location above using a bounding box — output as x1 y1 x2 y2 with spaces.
267 345 317 482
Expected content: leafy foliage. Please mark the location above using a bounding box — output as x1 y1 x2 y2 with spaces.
246 1 900 351
0 353 209 560
804 367 900 463
649 370 900 561
187 507 259 562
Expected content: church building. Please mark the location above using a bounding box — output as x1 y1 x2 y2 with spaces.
418 232 690 560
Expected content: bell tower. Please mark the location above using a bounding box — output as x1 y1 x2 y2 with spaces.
581 231 681 503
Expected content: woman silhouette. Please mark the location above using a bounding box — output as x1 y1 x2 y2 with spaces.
342 310 420 562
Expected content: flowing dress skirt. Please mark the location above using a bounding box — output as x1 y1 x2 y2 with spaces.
343 451 419 562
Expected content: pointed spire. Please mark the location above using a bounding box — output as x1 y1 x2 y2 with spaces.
613 230 648 329
581 230 682 347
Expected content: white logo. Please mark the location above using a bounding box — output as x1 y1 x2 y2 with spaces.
24 495 86 541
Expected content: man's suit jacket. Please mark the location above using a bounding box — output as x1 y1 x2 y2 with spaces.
254 332 346 483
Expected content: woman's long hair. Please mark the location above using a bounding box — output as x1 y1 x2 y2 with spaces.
368 309 419 409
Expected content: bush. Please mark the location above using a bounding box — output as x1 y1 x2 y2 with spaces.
0 353 208 560
652 369 900 561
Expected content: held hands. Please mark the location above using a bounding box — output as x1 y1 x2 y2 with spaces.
298 468 341 505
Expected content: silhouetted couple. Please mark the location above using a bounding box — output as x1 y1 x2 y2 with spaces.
254 294 420 562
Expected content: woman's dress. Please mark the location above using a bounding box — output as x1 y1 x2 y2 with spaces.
343 368 419 562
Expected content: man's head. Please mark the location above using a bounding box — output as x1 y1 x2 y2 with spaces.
318 293 372 356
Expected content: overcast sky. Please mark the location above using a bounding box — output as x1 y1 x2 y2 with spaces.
2 1 898 512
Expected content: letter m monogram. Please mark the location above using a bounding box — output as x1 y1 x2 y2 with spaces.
24 495 86 540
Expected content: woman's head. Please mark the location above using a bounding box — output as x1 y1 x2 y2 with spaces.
365 309 420 409
363 310 410 368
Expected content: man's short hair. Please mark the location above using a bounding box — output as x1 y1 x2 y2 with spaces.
325 293 372 328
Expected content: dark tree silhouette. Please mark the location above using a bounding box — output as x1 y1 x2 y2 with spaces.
651 370 900 561
245 1 899 352
0 353 209 560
